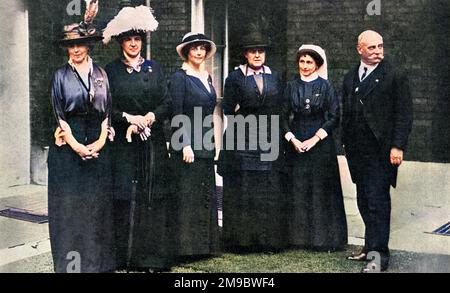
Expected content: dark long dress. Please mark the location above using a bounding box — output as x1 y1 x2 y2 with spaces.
48 62 115 273
219 66 286 251
105 59 172 270
282 76 348 251
168 69 220 257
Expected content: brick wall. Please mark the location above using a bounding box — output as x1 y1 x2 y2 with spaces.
227 0 288 79
286 0 450 162
150 0 191 77
27 0 450 162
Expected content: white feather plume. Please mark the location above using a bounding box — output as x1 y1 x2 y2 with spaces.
84 0 98 24
103 5 159 44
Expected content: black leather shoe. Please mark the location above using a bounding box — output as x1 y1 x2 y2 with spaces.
380 255 390 272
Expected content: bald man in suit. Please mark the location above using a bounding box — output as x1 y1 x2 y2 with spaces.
342 30 413 272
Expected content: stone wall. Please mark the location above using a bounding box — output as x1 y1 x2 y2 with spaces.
0 0 30 187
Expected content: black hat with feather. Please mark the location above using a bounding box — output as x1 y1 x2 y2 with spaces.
58 0 103 46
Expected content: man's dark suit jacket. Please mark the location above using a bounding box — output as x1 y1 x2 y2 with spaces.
342 60 413 187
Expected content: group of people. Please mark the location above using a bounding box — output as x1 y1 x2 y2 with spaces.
48 3 412 273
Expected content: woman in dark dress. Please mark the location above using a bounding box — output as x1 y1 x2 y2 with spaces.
282 44 348 251
48 8 115 273
103 5 172 271
168 33 221 259
219 31 286 252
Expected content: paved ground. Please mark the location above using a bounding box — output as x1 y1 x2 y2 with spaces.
340 158 450 256
0 158 449 273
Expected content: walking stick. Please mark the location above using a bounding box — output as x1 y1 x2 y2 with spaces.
126 131 140 272
125 126 154 272
147 138 155 211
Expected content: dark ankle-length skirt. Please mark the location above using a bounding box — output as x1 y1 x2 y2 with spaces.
168 155 221 258
285 138 348 251
222 168 287 252
48 144 115 273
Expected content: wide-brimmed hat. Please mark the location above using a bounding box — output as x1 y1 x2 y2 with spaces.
103 5 159 44
176 32 217 61
58 0 102 46
296 44 328 80
58 23 103 46
241 30 269 50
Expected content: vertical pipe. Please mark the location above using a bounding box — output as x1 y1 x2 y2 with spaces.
223 0 229 84
191 0 204 33
146 0 151 59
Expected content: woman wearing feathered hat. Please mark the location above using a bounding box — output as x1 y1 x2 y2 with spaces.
218 30 286 252
281 44 348 251
168 32 221 260
103 5 172 272
48 0 116 273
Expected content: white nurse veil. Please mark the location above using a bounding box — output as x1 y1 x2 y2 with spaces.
297 44 328 80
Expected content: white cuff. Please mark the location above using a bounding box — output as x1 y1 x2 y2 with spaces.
285 132 295 142
183 145 193 152
315 128 328 140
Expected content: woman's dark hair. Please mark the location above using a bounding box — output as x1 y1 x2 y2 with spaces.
181 41 212 59
116 30 146 44
296 49 324 68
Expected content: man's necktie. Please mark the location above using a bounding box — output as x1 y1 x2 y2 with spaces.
361 67 368 81
254 73 264 94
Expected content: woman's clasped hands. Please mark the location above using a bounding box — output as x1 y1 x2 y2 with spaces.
291 135 321 153
125 112 155 142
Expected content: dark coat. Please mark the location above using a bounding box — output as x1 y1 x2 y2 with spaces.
220 66 286 250
105 59 173 269
105 59 170 146
342 60 413 187
169 69 217 159
167 68 220 257
219 67 283 172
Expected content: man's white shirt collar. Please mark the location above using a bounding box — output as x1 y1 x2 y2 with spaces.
359 61 379 81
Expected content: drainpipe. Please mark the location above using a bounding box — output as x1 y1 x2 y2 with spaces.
223 0 229 83
146 0 151 60
191 0 204 33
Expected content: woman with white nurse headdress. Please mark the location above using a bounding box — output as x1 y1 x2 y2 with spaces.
282 44 348 251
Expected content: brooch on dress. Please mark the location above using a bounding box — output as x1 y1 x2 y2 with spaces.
94 77 104 88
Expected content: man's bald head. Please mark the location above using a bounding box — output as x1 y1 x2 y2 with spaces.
357 30 384 65
358 30 383 46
